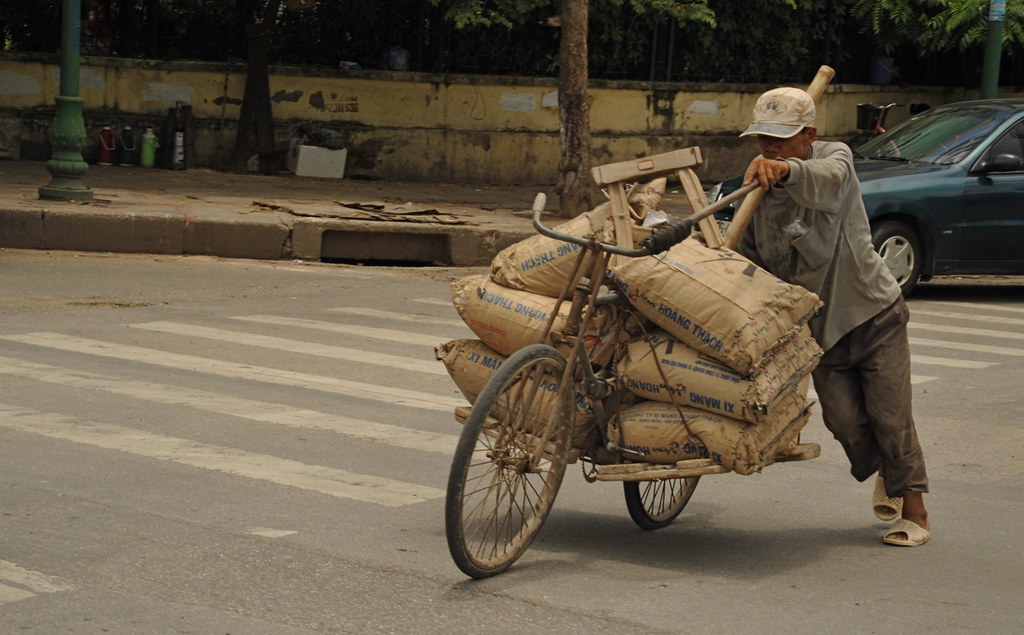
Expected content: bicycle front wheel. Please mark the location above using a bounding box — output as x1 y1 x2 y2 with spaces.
445 344 572 578
623 477 700 530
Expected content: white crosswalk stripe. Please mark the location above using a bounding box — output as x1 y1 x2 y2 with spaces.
909 321 1024 341
0 559 73 606
128 321 446 375
920 300 1024 315
910 355 995 369
910 308 1024 327
231 314 445 346
0 332 462 412
412 298 456 307
0 403 445 506
908 337 1024 357
328 306 465 328
0 356 459 454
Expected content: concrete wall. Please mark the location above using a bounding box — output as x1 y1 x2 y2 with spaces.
0 53 993 184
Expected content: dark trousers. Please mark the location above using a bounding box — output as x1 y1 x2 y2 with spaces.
811 296 929 497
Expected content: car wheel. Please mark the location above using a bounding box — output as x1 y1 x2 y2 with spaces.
871 220 923 296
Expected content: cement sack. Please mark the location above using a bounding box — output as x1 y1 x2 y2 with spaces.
434 338 508 404
451 274 621 361
617 391 811 475
434 338 597 448
491 179 666 297
610 241 821 374
616 327 821 423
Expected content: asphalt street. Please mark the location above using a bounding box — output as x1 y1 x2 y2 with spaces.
1 250 1022 633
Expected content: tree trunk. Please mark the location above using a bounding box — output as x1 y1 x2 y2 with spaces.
228 0 282 173
556 0 594 218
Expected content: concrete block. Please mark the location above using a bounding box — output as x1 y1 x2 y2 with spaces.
290 219 327 260
1 208 184 254
184 220 289 259
0 209 45 248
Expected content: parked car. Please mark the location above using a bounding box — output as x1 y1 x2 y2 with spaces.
706 99 1024 295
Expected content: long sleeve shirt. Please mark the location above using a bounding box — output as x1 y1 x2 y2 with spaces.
736 140 901 351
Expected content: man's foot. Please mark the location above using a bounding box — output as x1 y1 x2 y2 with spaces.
883 518 930 546
883 490 930 546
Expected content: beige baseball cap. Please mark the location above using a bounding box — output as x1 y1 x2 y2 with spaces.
740 87 815 138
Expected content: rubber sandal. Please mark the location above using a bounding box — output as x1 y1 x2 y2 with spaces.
873 473 902 521
883 518 930 547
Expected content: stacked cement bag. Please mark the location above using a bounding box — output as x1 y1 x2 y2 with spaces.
609 238 823 474
610 240 821 375
616 327 820 424
436 180 668 449
434 339 508 405
616 383 811 475
449 274 624 364
490 179 667 297
434 337 597 448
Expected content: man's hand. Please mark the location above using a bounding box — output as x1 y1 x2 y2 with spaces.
743 156 791 190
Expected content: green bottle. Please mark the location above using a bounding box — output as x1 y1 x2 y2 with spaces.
141 127 158 168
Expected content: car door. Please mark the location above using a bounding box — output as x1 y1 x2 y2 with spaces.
961 119 1024 264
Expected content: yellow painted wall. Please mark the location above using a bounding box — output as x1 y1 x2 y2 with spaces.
0 54 992 184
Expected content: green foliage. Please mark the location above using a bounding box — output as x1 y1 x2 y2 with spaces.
615 0 716 28
854 0 1024 55
671 0 842 84
429 0 553 29
430 0 715 30
583 0 715 78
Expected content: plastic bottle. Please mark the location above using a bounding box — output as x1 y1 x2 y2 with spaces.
140 127 158 168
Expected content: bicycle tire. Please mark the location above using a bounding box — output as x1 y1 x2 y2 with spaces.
445 344 573 578
623 477 700 530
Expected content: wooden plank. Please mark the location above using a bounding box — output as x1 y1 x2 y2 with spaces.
674 458 718 470
591 147 702 186
676 167 725 249
608 181 634 268
596 462 651 475
592 444 820 481
594 457 731 481
595 463 730 481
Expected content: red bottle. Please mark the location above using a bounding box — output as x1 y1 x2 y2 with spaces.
98 126 115 165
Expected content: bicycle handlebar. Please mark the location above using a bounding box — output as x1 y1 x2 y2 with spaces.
532 193 661 256
530 181 757 257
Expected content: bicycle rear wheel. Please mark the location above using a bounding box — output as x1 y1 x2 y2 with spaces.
623 477 700 530
445 344 572 578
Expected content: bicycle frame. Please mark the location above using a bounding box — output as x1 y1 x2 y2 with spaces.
529 197 658 464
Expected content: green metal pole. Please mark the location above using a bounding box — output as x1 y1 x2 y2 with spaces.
39 0 92 200
980 0 1005 99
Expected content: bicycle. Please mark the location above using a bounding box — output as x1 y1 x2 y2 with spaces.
443 151 820 579
849 102 903 148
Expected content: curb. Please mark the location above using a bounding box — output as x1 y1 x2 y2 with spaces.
0 205 535 266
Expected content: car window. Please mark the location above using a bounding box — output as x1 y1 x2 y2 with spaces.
857 106 1015 165
970 122 1024 174
982 122 1024 166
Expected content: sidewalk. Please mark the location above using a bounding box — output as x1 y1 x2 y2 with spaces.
0 160 567 266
